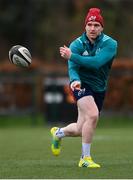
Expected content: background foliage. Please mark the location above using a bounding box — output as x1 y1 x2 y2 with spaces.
0 0 133 62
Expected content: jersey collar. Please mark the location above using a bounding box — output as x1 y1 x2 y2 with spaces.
82 32 104 45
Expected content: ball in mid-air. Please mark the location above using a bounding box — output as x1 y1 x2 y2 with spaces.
9 45 32 67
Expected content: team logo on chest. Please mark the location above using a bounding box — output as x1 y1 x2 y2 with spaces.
95 48 101 54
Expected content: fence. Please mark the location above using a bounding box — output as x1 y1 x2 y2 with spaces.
0 60 133 123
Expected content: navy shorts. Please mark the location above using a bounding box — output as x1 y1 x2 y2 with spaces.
72 83 106 112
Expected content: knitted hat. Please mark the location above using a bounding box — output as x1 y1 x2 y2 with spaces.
85 8 104 27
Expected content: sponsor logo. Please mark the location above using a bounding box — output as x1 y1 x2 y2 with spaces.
78 88 86 96
82 50 89 56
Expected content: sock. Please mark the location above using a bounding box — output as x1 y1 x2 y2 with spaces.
82 143 91 157
55 128 65 138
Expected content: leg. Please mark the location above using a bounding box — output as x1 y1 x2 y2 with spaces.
51 95 101 167
77 96 99 144
50 98 86 156
61 108 85 136
77 96 101 168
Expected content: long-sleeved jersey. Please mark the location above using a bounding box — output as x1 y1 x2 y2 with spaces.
68 32 117 92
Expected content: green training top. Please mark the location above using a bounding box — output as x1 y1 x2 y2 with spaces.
68 32 118 92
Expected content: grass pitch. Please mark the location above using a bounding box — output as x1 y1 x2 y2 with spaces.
0 118 133 178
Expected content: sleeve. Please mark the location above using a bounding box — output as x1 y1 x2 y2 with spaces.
69 39 117 70
68 40 81 83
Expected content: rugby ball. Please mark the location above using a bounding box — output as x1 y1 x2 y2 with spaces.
9 45 32 67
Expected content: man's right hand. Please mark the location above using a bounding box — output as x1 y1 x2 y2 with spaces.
70 81 81 91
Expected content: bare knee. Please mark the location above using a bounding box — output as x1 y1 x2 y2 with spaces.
85 110 99 128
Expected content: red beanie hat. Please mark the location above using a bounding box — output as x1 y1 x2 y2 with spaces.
85 8 104 27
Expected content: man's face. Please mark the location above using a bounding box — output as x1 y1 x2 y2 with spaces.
85 21 103 40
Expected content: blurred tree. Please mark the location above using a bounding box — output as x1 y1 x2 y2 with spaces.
0 0 34 58
0 0 133 61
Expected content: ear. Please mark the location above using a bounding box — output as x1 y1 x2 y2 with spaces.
101 26 104 31
85 25 88 32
